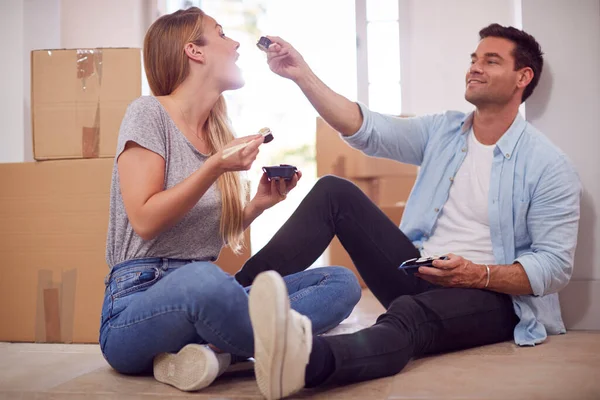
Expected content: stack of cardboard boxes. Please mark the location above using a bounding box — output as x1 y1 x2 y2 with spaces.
0 48 251 344
315 117 418 287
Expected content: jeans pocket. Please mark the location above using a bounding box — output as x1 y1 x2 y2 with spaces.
107 266 162 322
112 266 161 299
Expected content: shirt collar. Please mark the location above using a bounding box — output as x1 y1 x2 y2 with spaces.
460 111 527 159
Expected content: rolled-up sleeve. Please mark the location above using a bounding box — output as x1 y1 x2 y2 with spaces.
343 102 438 166
515 156 582 296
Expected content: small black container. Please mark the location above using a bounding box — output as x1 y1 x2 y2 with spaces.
262 164 298 181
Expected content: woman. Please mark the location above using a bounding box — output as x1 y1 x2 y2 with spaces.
99 7 361 392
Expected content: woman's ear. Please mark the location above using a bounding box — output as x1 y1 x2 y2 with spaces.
184 43 205 63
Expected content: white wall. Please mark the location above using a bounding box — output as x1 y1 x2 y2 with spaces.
23 0 62 162
0 2 25 163
522 0 600 330
59 0 152 99
2 0 62 163
60 0 149 48
398 0 515 116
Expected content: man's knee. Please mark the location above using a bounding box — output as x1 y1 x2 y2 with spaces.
313 175 360 197
377 295 427 331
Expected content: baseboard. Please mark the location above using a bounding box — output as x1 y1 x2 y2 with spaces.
560 279 600 330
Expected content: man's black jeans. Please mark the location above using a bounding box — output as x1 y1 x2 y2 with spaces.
236 175 518 385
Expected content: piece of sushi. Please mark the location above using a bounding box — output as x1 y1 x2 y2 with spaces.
256 36 273 52
259 127 274 143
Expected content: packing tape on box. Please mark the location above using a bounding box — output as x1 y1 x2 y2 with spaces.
77 49 102 158
35 269 77 343
43 288 61 342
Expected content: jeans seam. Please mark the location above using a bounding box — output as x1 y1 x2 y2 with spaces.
285 269 331 287
288 272 331 303
111 270 161 299
109 260 162 279
412 293 515 327
107 306 251 356
200 316 251 356
348 216 408 269
108 306 188 329
333 179 418 272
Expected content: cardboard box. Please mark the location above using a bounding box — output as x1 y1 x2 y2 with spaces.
352 176 415 207
0 159 113 343
216 230 251 276
0 159 250 343
31 48 142 160
327 204 405 288
316 117 418 179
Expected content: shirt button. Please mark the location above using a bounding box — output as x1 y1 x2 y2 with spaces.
449 177 454 182
462 148 467 152
434 208 440 212
506 153 510 158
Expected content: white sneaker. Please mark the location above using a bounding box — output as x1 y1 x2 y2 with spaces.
153 344 231 391
249 271 313 400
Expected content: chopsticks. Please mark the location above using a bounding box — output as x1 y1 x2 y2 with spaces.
221 128 272 159
222 142 251 159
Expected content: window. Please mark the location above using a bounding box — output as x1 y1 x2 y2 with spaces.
152 1 402 256
154 0 356 259
356 0 402 115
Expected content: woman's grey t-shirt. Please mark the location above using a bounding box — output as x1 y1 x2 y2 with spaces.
105 96 223 268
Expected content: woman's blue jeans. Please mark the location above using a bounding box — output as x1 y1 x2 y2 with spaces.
99 258 361 374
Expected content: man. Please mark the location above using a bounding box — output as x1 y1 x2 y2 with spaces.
244 24 582 399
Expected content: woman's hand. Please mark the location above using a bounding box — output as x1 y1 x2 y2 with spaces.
213 134 264 173
250 170 302 212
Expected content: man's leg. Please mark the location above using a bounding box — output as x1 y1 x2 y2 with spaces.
283 267 362 335
237 175 434 308
305 287 519 386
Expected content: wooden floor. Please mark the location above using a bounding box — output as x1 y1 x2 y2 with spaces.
1 290 599 399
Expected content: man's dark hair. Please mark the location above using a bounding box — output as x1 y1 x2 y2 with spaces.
479 23 544 103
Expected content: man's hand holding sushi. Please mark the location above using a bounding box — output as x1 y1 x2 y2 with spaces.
263 36 311 83
263 36 363 137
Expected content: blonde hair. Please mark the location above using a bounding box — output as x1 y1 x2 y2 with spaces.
143 7 247 253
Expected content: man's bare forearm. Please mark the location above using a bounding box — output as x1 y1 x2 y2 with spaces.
294 69 363 136
484 263 533 295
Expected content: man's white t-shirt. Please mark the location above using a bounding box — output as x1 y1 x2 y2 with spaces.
421 129 497 265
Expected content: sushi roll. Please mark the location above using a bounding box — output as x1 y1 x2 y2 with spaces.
259 127 274 143
256 36 273 52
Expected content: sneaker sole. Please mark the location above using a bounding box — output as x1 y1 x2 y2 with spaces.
153 344 219 392
249 271 289 400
